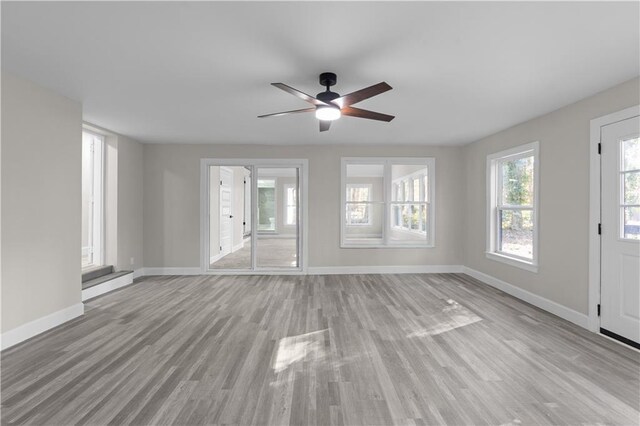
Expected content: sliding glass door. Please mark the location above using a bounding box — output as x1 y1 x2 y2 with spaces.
255 167 299 269
202 159 305 272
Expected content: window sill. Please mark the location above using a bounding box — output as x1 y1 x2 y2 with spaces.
485 252 538 273
342 243 435 249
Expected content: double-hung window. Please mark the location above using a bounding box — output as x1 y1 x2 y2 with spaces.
341 158 435 247
487 142 539 271
346 184 372 226
391 171 428 235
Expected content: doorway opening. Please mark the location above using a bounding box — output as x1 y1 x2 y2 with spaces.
590 106 640 349
201 159 307 273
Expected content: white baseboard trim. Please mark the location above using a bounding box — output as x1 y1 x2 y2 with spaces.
232 242 244 252
82 272 134 301
139 265 463 276
1 303 85 351
132 268 145 280
142 267 202 276
209 253 223 264
307 265 464 275
133 265 588 330
463 267 589 329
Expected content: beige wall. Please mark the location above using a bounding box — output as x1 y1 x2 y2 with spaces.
464 77 640 314
1 72 82 332
116 135 144 272
143 145 465 268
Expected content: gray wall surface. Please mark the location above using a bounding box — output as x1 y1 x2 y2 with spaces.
1 72 82 332
116 135 144 272
464 77 640 314
143 145 465 268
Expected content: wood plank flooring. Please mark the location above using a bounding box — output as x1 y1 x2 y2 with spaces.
2 273 639 425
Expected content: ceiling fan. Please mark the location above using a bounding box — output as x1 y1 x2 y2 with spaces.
258 72 395 132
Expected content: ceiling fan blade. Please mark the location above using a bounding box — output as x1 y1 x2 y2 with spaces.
271 83 328 106
319 120 331 132
258 107 315 118
341 106 395 122
334 82 392 108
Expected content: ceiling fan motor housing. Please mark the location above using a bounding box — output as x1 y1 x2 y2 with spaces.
317 72 340 103
319 72 337 87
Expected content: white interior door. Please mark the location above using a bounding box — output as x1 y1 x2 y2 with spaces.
219 167 234 257
601 115 640 346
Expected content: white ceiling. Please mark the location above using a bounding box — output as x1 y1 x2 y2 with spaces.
2 2 638 146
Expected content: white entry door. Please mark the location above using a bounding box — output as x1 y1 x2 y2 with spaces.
601 115 640 346
219 167 234 257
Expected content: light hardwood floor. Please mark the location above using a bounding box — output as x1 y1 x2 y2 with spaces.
2 273 639 425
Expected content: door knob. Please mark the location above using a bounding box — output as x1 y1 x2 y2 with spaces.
229 215 233 218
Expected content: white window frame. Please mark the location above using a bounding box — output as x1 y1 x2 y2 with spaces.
341 157 435 248
486 141 539 272
345 183 373 226
81 129 105 269
284 183 297 226
619 138 640 241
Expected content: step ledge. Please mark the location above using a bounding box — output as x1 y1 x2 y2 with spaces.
82 265 115 283
82 272 134 301
82 271 132 290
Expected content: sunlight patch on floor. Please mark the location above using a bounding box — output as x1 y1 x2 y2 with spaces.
273 329 328 373
406 299 482 338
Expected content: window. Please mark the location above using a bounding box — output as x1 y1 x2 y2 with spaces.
391 168 429 237
341 158 435 247
621 137 640 240
487 142 539 271
284 184 297 226
81 130 104 268
346 184 372 225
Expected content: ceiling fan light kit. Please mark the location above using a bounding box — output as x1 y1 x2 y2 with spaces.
258 72 394 132
315 106 341 121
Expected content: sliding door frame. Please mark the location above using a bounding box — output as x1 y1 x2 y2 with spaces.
200 158 308 274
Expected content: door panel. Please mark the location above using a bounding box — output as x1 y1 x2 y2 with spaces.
219 167 233 257
601 115 640 345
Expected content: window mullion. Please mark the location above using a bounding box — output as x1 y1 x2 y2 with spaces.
383 161 390 246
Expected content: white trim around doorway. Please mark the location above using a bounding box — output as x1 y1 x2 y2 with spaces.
200 158 309 274
588 105 640 333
